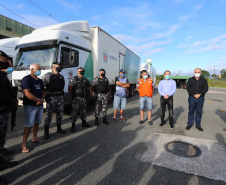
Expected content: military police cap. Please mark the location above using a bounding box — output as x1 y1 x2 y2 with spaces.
0 50 9 59
52 62 62 66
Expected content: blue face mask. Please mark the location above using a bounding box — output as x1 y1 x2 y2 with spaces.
143 75 148 79
165 75 170 80
121 74 125 78
5 67 14 74
35 70 41 76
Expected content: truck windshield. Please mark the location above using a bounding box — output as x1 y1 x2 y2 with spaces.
15 45 56 70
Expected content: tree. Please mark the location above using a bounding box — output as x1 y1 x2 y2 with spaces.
201 70 210 79
212 74 216 77
220 69 226 78
156 75 164 81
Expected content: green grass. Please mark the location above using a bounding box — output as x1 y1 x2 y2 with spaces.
208 79 226 88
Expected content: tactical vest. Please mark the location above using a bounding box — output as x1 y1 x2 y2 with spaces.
96 77 108 93
73 76 87 96
46 73 65 92
0 72 13 112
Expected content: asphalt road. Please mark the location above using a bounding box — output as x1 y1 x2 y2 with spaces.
1 87 226 185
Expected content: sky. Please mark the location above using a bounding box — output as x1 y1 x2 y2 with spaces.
1 0 226 75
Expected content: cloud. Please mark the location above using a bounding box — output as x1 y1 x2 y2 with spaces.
172 0 184 4
186 35 193 40
23 14 59 28
127 39 171 56
178 3 203 22
152 25 180 39
184 34 226 54
16 3 25 9
191 41 206 47
57 0 81 12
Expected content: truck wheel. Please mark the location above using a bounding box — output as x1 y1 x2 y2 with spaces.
129 85 134 97
126 87 130 97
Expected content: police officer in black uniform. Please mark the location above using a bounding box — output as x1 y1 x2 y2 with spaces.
42 62 66 139
68 67 91 132
91 69 110 126
0 51 18 183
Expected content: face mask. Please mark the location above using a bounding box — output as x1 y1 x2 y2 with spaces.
35 70 41 76
0 61 9 69
165 75 170 80
56 67 62 72
100 73 105 77
5 67 13 74
143 75 148 79
121 74 125 78
79 71 84 75
195 73 200 78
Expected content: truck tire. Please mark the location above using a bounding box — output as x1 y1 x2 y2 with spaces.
129 85 134 97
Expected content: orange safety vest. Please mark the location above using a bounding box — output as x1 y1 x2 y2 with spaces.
138 78 153 97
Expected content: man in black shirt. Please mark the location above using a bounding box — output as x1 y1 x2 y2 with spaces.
0 51 18 183
186 68 208 131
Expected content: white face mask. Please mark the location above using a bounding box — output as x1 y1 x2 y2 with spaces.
195 73 200 78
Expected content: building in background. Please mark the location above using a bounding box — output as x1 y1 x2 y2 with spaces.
0 14 35 39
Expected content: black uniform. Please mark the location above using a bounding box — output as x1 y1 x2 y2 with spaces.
0 71 13 153
69 76 89 122
91 76 109 118
43 72 65 127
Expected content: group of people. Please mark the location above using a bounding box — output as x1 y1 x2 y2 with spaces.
136 68 208 131
0 49 222 184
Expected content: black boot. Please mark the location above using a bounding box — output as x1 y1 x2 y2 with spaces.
0 177 7 185
44 126 50 139
0 156 18 171
82 120 91 128
95 117 99 126
71 122 76 133
57 124 66 134
102 116 109 125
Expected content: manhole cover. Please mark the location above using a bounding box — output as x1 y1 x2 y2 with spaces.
165 141 201 157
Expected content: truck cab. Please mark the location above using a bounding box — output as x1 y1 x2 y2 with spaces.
13 21 92 106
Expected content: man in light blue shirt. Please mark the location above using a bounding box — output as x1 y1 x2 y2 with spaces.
158 70 176 128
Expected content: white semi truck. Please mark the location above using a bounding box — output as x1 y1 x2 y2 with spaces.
12 21 141 105
0 37 20 81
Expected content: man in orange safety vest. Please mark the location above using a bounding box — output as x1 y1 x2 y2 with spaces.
136 70 154 125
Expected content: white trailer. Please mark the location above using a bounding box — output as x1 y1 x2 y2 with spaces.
12 21 141 105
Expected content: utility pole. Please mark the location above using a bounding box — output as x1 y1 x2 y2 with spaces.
213 66 215 86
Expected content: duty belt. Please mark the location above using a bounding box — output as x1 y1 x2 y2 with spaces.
46 91 64 97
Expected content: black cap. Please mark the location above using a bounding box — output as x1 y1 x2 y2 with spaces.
0 50 9 59
99 68 105 72
52 62 62 66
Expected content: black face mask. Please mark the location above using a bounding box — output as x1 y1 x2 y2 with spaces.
0 61 9 69
79 71 84 75
56 67 62 72
100 73 105 77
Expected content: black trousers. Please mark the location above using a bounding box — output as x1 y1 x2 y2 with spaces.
160 96 174 126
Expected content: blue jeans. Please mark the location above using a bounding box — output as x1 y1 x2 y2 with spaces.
24 105 44 127
139 96 153 111
113 95 127 110
187 96 204 127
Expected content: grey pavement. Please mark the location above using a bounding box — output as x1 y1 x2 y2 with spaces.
0 88 226 185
